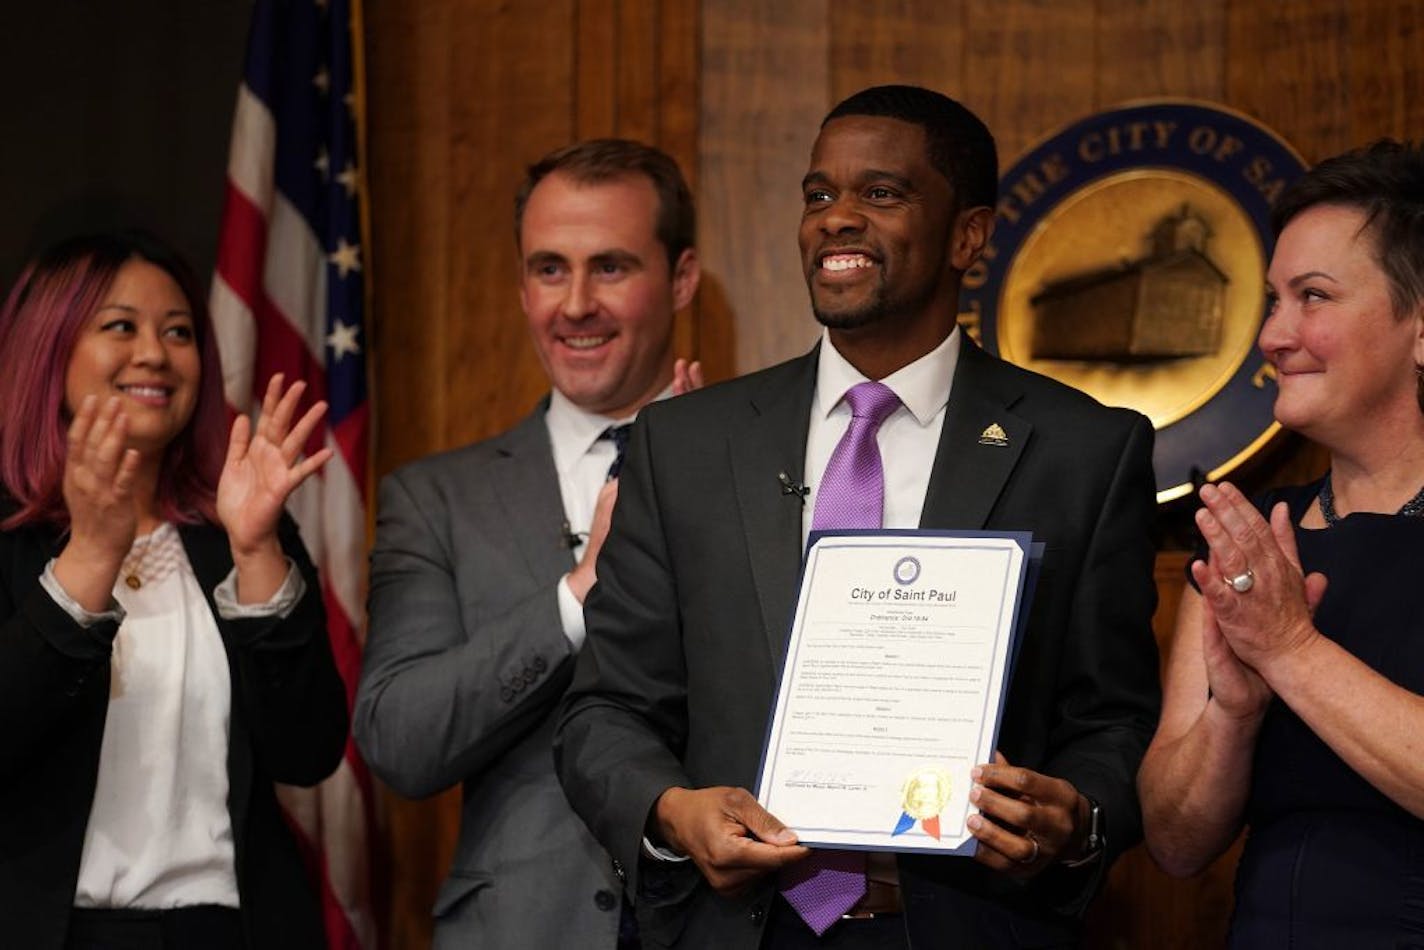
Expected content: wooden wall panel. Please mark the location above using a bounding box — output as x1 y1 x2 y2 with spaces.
1227 0 1352 162
616 0 662 142
829 1 967 102
1348 0 1424 143
963 0 1097 165
1094 0 1225 104
367 3 453 476
576 0 620 138
700 0 829 372
661 0 726 375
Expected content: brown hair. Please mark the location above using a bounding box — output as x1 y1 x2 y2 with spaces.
513 138 695 267
1272 139 1424 320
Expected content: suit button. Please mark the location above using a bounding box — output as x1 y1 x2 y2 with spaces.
594 889 617 911
499 687 515 702
749 902 766 922
522 669 536 685
533 656 548 673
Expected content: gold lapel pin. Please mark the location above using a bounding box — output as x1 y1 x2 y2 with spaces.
978 423 1009 447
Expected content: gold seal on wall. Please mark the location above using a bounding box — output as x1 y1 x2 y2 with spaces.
961 101 1308 503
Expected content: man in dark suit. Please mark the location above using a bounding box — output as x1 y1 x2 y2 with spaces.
353 139 700 948
554 86 1161 948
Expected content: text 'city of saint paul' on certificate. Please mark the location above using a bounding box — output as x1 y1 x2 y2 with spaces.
755 530 1038 855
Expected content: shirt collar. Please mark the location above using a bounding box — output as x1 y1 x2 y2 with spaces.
545 385 672 477
814 325 960 425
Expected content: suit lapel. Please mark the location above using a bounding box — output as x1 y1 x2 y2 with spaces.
728 352 819 670
178 522 231 597
489 402 576 581
919 336 1031 530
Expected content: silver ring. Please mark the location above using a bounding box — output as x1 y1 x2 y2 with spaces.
1019 833 1041 865
1227 568 1255 593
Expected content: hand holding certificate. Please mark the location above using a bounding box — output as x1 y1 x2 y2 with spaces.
756 530 1038 856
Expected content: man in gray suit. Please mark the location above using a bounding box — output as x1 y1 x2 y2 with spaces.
354 139 701 948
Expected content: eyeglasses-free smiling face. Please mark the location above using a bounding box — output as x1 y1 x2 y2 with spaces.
63 258 201 457
1259 203 1424 445
519 171 698 419
799 115 964 341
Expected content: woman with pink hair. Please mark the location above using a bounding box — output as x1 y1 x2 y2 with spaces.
0 231 347 949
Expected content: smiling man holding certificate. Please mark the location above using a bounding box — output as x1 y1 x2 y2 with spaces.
555 85 1161 949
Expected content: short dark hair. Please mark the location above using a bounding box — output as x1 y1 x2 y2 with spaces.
513 138 696 267
823 84 998 211
1271 139 1424 318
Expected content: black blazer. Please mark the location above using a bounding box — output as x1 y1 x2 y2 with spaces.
555 337 1162 949
0 505 348 950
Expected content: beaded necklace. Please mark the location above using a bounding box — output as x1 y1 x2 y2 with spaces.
1318 472 1424 527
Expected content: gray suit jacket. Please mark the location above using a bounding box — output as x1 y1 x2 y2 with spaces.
555 339 1161 948
355 403 623 949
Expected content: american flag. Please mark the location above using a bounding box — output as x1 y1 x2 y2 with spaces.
210 1 375 947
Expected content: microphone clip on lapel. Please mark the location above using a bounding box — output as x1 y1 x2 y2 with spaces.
778 471 810 503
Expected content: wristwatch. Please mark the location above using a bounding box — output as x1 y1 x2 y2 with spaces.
1061 796 1104 868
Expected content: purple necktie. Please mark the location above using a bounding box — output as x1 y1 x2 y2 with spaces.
780 380 901 936
809 381 903 533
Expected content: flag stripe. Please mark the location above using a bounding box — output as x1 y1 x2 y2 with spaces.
225 85 277 212
211 2 373 947
210 273 257 410
214 183 269 314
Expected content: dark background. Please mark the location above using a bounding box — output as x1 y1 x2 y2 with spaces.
0 1 250 290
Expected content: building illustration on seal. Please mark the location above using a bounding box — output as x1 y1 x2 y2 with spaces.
1028 205 1228 361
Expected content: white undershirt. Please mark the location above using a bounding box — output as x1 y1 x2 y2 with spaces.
802 326 960 547
71 523 240 909
545 386 672 650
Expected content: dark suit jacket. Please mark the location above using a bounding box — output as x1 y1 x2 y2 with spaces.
555 337 1161 949
0 507 348 950
354 405 624 949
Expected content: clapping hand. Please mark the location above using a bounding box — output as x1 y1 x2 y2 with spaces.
672 358 704 396
53 396 142 611
217 374 332 600
1191 483 1328 675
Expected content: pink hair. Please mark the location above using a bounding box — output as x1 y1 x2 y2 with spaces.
0 231 228 530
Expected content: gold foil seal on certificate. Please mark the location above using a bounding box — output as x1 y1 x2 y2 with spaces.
893 766 953 839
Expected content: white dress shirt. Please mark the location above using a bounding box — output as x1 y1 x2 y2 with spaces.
802 326 961 546
41 524 304 909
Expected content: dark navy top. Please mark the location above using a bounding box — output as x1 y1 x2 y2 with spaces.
1215 481 1424 948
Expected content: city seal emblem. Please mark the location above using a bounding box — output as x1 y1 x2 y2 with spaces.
959 101 1308 503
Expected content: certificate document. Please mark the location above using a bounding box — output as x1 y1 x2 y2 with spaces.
755 530 1035 855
